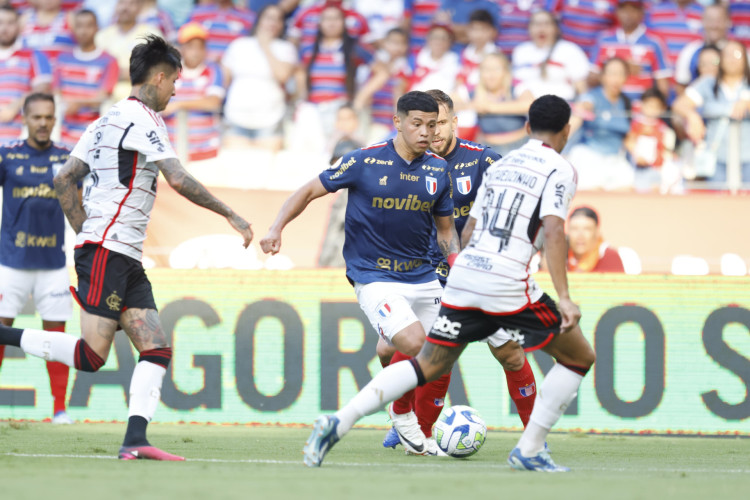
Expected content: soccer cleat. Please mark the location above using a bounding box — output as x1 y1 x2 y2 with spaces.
419 437 448 457
382 426 400 449
52 411 73 425
388 406 427 455
303 415 341 467
118 445 185 461
507 447 569 472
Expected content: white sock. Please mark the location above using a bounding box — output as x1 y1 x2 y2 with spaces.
517 363 583 456
334 360 418 436
19 328 77 366
128 361 167 421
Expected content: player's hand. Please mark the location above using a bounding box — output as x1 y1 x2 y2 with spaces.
260 229 282 255
558 297 581 334
227 213 253 248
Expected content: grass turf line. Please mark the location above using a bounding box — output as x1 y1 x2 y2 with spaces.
0 422 748 500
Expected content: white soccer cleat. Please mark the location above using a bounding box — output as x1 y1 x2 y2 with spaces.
52 411 73 425
420 437 448 457
388 405 427 455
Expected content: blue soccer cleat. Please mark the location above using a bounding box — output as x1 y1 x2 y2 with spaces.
507 447 570 472
382 426 400 449
303 415 341 467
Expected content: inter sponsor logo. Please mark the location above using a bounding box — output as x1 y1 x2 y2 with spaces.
399 172 419 182
371 194 434 212
364 157 393 165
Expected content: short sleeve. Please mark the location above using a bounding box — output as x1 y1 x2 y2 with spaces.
481 147 501 175
432 169 453 217
0 153 6 186
70 124 94 163
30 50 53 87
540 165 577 220
565 42 591 82
273 40 299 65
319 151 360 192
124 117 178 163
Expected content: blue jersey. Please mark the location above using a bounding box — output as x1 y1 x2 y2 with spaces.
319 139 453 285
0 140 70 269
431 139 499 282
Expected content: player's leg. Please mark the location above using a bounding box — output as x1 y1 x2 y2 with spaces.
41 320 72 424
0 264 32 369
487 338 536 427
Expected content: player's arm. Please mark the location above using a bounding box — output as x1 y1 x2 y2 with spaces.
53 156 91 233
543 214 580 334
155 158 253 248
434 214 460 267
260 176 330 255
460 216 476 250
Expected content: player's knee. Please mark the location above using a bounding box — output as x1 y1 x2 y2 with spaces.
74 339 106 372
490 342 525 371
376 340 395 366
138 346 173 369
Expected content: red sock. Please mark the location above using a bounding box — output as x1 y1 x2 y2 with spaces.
45 325 70 414
415 371 451 438
0 344 5 369
505 357 536 428
390 351 415 414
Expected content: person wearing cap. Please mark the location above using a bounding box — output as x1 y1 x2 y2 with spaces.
54 8 119 148
588 0 672 103
161 22 224 162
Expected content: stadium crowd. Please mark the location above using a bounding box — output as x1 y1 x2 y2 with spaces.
0 0 749 192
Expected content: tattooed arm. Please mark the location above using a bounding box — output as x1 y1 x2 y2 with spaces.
155 158 253 248
53 156 91 233
434 214 460 261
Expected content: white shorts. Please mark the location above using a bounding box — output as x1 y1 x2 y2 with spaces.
354 280 443 345
482 328 513 348
0 265 72 321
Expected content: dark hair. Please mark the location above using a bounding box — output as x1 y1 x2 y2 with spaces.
74 8 98 22
396 91 439 116
23 92 55 114
251 4 284 37
307 6 357 100
528 94 570 133
469 9 495 27
601 56 632 112
0 5 18 17
530 10 561 80
640 87 666 107
385 27 408 40
129 34 182 86
714 40 750 97
425 89 454 113
569 206 599 225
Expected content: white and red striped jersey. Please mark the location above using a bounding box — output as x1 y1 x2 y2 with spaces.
70 97 178 261
442 139 578 314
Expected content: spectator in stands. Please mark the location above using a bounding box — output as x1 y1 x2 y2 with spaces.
674 40 750 185
19 0 75 63
729 0 750 49
471 52 534 155
81 0 117 28
404 0 441 56
188 0 255 63
0 4 52 143
247 1 300 18
161 23 224 162
675 3 731 92
408 23 459 93
434 0 499 46
54 9 118 147
353 27 410 141
221 4 297 151
138 0 176 42
95 0 162 102
495 0 549 55
589 0 671 102
554 0 617 58
512 9 590 101
350 0 406 46
625 87 677 192
568 57 634 191
288 0 368 53
567 206 625 273
452 9 497 139
696 45 721 80
645 0 703 67
297 4 372 139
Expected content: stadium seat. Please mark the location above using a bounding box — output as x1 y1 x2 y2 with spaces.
720 253 748 276
617 247 642 275
671 255 709 276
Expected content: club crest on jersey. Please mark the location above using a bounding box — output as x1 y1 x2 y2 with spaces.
519 382 536 398
377 302 391 318
457 176 472 195
425 176 437 195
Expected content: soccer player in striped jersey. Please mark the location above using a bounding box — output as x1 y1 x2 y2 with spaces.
0 5 52 143
54 9 118 148
262 91 461 457
0 35 253 461
304 94 595 471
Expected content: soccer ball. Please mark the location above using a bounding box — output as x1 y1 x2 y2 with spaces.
433 405 487 458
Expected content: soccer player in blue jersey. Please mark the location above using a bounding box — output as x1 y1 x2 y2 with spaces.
0 93 73 424
380 89 538 450
261 91 461 456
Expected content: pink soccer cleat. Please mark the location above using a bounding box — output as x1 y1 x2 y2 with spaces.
118 445 185 461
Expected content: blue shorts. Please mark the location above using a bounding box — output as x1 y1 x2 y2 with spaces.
225 121 282 140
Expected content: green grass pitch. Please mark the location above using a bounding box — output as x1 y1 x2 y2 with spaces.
1 422 748 500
